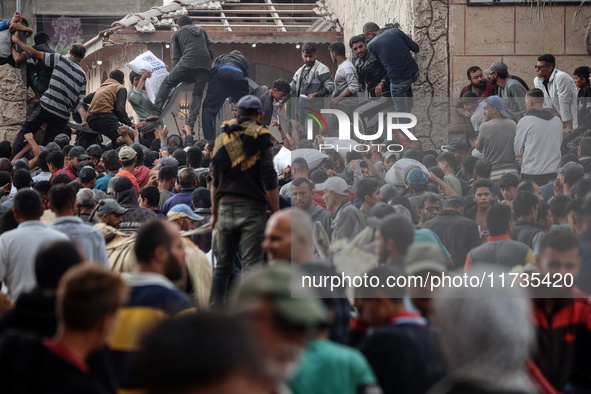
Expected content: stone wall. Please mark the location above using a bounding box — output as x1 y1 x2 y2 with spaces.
0 65 27 144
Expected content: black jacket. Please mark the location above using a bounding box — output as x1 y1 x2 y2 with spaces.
0 288 57 338
355 51 390 97
423 210 482 268
171 25 214 70
511 220 543 252
211 53 250 77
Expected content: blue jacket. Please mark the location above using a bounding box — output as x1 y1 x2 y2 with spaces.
161 187 196 215
367 28 419 82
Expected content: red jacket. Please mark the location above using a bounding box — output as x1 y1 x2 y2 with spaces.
49 165 77 182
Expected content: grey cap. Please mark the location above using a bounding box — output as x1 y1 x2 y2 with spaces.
558 162 584 180
54 133 70 148
68 146 89 160
78 166 97 182
237 95 263 116
97 199 127 216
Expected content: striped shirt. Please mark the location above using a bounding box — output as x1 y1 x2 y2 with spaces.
40 53 87 120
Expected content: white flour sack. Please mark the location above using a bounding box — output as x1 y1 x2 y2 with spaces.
126 51 169 103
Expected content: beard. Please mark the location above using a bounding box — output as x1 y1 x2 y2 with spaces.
164 251 184 282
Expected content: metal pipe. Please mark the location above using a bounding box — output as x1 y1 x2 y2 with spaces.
16 0 21 13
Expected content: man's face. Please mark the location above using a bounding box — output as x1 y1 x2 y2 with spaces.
488 72 497 85
537 246 581 296
463 101 478 114
361 166 370 178
262 215 292 261
420 200 441 223
179 217 195 231
451 149 466 164
501 186 516 202
164 225 186 282
574 75 586 89
383 157 395 172
474 187 492 209
204 145 212 159
70 157 81 169
364 30 378 41
535 61 552 79
301 51 317 68
358 298 388 327
271 88 288 103
351 41 368 59
366 187 382 208
292 183 312 211
132 75 141 88
532 182 543 201
322 189 337 211
103 213 123 228
483 103 495 121
469 69 485 89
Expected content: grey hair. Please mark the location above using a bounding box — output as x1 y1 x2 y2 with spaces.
392 204 411 220
417 192 442 210
76 188 95 209
434 265 534 392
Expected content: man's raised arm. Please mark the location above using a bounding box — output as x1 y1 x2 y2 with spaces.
11 34 43 60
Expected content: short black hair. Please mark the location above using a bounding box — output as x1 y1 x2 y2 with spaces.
474 159 492 179
461 90 478 104
86 145 104 160
37 150 50 172
61 145 73 157
13 168 32 189
467 66 482 79
580 137 591 157
0 171 10 187
575 178 591 200
172 149 187 169
538 54 556 68
33 180 52 196
191 187 211 209
516 179 536 195
272 78 291 93
158 165 177 181
186 147 203 168
472 178 493 194
345 151 362 163
422 154 437 168
140 186 160 208
549 195 571 219
110 70 125 84
0 141 11 159
436 152 457 170
537 200 551 223
52 173 72 186
179 168 197 188
512 191 539 218
574 66 590 81
129 144 144 166
301 42 316 54
49 184 76 214
139 313 262 393
292 176 313 190
498 173 519 189
378 214 414 255
13 189 42 220
356 177 380 203
401 149 423 161
34 31 50 46
101 150 120 172
486 203 512 236
349 34 366 49
46 151 65 170
291 157 309 173
462 155 478 177
35 240 82 289
496 72 508 79
539 229 579 255
70 43 86 59
177 15 192 26
135 220 174 264
526 88 545 106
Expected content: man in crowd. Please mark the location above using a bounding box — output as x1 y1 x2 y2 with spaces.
110 176 156 233
109 219 194 393
86 70 143 148
423 195 481 268
575 195 591 294
498 173 520 205
456 66 494 118
534 54 578 134
372 213 415 271
436 152 462 195
251 78 291 127
416 192 442 229
515 88 563 185
316 176 366 242
357 177 382 223
96 199 127 229
291 177 331 235
327 42 359 134
280 157 309 198
157 165 177 210
162 168 197 215
486 61 527 121
210 95 278 306
0 190 68 300
50 146 88 182
201 50 250 140
349 35 389 98
364 22 419 113
466 179 495 243
45 151 65 180
563 66 591 153
128 70 158 141
48 184 109 267
477 96 518 180
94 150 119 193
511 191 544 255
30 31 55 97
465 204 534 271
145 15 214 133
140 185 166 218
115 146 140 196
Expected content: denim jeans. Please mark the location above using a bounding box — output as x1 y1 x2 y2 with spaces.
390 72 418 115
210 203 267 306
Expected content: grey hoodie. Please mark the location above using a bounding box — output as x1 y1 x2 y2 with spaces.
171 25 214 70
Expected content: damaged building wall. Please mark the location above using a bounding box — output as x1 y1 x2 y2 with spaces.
0 65 27 144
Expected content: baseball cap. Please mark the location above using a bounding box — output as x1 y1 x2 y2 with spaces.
405 167 428 187
97 199 127 216
485 96 509 118
160 157 179 169
445 194 466 206
383 151 397 160
366 202 396 229
484 61 508 75
78 166 97 183
236 95 263 116
557 162 584 179
315 176 348 196
405 242 448 275
119 146 137 161
111 176 133 193
442 138 469 152
380 183 399 203
232 263 328 327
68 146 89 160
54 133 70 148
167 204 203 221
45 142 60 152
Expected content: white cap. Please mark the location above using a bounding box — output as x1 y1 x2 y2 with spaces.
315 176 348 196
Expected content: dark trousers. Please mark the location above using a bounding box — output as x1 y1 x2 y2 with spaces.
88 114 122 148
12 105 68 156
520 172 557 186
201 68 249 140
152 66 210 130
210 203 267 307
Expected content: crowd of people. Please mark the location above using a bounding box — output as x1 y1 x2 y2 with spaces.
0 10 591 394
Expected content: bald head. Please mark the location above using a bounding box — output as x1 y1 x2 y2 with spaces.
263 208 314 265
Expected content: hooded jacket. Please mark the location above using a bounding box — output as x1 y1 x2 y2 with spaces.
534 68 578 128
0 288 57 338
514 108 563 176
171 25 214 70
114 187 156 233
